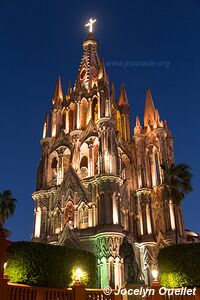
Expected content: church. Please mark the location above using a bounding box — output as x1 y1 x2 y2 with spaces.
32 19 185 288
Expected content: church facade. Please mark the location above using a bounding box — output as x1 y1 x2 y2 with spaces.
32 30 185 288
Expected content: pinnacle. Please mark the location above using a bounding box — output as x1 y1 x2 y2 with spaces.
118 83 129 106
53 76 63 100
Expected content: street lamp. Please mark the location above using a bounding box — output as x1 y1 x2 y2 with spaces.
152 269 158 281
4 262 7 271
75 268 82 282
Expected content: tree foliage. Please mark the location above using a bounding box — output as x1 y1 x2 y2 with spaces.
5 241 97 288
161 163 193 205
158 243 200 287
0 190 17 225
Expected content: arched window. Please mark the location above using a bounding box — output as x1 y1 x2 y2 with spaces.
155 152 160 185
80 99 88 129
109 258 115 288
79 204 88 229
80 156 88 169
92 97 98 123
64 201 74 226
146 150 152 187
51 156 59 185
80 156 88 179
62 109 66 130
51 157 58 169
63 148 71 173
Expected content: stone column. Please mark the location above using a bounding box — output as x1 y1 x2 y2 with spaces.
51 110 57 137
77 101 81 129
98 95 101 119
72 281 86 300
65 109 69 132
74 211 78 229
141 202 148 235
88 98 92 122
169 200 175 230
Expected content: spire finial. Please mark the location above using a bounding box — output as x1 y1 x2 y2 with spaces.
85 18 96 33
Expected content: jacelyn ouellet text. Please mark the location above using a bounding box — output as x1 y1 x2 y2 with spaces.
103 286 197 297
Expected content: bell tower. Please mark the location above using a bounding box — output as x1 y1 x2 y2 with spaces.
32 21 185 288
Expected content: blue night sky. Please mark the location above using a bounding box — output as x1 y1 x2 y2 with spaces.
0 0 199 241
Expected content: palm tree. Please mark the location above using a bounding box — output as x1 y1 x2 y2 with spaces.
161 163 193 243
0 190 17 227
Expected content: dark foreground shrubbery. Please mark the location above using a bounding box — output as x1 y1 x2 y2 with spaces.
5 241 97 288
158 243 200 288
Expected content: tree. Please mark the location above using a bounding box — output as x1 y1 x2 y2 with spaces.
161 163 193 243
0 190 17 227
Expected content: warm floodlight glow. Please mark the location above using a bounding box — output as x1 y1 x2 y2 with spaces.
152 269 158 280
75 268 82 281
85 18 96 33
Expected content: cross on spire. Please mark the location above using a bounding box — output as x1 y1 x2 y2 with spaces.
85 18 96 33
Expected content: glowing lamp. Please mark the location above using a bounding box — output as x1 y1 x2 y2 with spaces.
75 268 82 281
4 262 7 271
152 269 158 280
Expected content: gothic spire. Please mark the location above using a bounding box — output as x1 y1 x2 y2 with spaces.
136 115 141 127
118 83 129 107
144 88 156 126
52 76 63 106
74 33 100 91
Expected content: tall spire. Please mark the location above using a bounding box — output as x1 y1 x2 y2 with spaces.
144 88 156 126
52 76 63 106
75 32 100 91
118 83 129 107
136 115 141 127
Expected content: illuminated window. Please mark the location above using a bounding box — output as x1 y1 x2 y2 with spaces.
51 157 58 169
69 103 75 131
79 204 88 229
155 153 160 184
80 99 88 128
80 156 88 169
92 97 98 123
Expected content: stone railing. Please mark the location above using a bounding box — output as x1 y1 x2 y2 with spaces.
2 282 119 300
